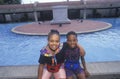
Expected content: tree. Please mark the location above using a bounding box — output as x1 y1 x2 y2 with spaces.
0 0 21 5
0 0 4 4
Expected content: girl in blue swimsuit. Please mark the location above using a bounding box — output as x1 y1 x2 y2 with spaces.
62 31 90 79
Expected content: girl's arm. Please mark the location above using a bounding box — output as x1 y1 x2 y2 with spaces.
77 44 85 56
77 44 90 77
81 55 87 71
38 64 44 79
77 44 87 69
79 46 87 70
81 55 90 77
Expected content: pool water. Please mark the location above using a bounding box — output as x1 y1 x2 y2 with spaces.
0 18 120 66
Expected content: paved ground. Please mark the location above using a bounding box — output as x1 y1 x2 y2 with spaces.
11 20 112 35
0 61 120 79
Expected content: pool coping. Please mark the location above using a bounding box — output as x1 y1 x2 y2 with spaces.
0 61 120 79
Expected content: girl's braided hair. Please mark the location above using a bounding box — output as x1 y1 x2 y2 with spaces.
48 29 60 40
66 31 77 38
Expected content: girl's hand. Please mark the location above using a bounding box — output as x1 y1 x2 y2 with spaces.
84 70 90 78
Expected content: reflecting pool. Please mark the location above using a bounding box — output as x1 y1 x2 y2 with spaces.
0 18 120 66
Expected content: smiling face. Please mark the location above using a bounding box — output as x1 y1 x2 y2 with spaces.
48 34 60 51
67 34 78 48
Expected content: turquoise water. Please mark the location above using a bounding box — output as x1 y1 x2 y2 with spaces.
0 18 120 66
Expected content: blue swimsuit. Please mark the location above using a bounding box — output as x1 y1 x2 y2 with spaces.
62 43 83 77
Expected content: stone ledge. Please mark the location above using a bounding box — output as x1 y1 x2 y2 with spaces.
0 61 120 79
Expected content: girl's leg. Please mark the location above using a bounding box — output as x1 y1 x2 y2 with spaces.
66 76 73 79
42 68 52 79
54 68 66 79
77 72 86 79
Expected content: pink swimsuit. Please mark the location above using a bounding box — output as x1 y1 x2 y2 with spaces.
42 64 66 79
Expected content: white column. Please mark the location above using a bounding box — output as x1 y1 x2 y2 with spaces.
83 0 87 19
33 2 38 22
5 14 12 22
34 11 38 22
81 0 84 4
67 0 69 2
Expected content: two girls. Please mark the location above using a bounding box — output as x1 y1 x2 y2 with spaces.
38 30 90 79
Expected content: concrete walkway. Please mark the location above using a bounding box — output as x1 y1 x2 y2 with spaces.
0 61 120 79
11 20 112 35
